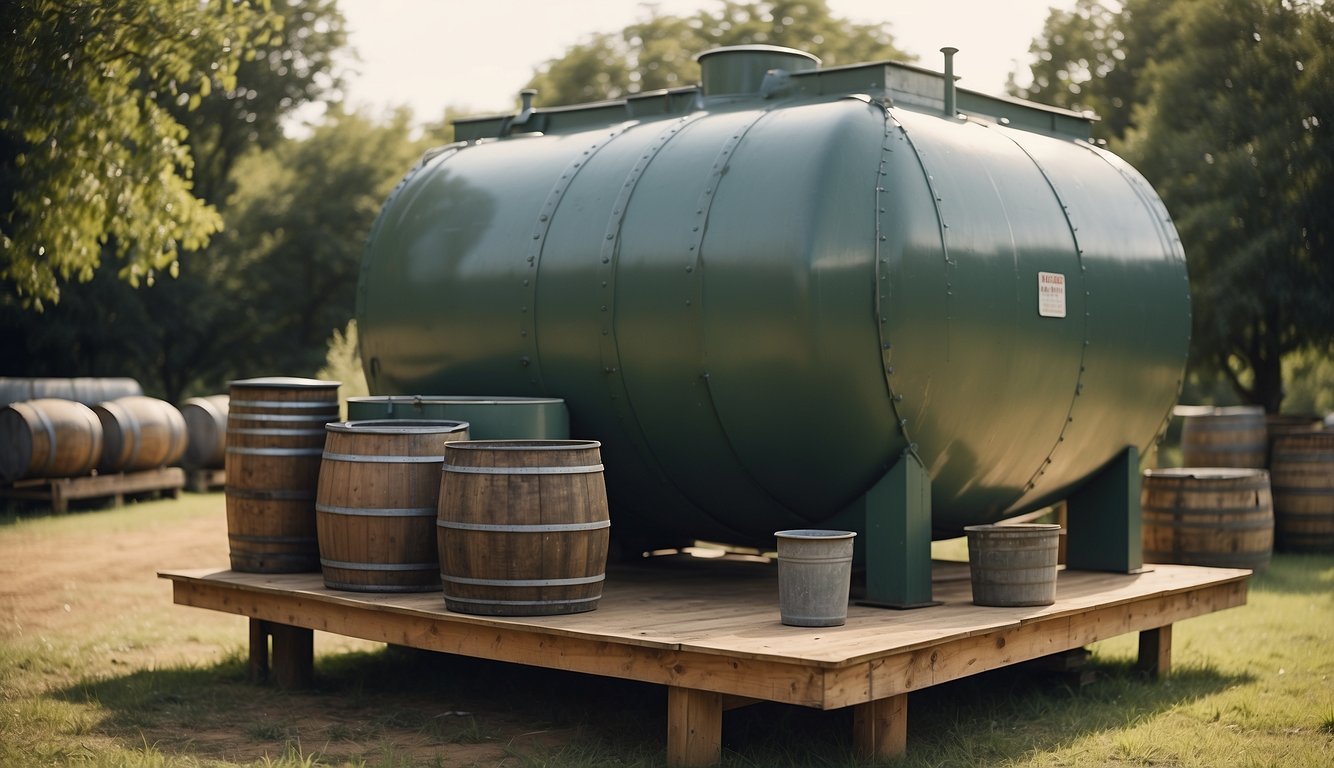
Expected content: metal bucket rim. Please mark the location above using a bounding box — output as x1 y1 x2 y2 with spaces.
774 529 857 540
964 523 1062 534
326 419 470 435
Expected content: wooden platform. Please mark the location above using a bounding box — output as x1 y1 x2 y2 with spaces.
160 559 1248 766
3 466 184 513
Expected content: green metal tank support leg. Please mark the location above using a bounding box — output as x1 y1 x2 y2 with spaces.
859 452 939 608
1065 445 1144 572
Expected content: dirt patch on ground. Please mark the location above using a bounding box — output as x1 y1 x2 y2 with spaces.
0 496 577 766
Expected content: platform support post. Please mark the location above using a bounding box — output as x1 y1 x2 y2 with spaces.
853 693 907 760
860 452 936 608
1065 445 1143 572
667 686 722 767
248 618 314 689
1136 624 1173 678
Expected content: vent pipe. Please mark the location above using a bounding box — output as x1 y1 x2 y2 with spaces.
941 47 958 117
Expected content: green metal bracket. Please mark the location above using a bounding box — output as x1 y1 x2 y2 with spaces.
857 452 939 608
1065 445 1144 572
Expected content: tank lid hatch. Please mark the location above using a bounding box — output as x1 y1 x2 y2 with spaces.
696 45 820 96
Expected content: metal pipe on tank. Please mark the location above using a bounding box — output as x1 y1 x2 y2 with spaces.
941 46 958 117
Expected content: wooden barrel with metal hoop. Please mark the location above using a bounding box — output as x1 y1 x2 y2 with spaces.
224 377 339 572
316 419 470 592
1179 405 1267 469
93 396 188 473
1270 429 1334 552
0 398 103 482
180 394 229 469
437 440 610 615
1141 467 1273 571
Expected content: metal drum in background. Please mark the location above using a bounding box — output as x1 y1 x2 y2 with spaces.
224 377 340 572
93 396 188 473
437 440 610 615
1179 405 1267 469
316 419 470 592
346 396 568 440
0 398 103 482
1270 430 1334 552
1141 468 1273 571
180 394 229 468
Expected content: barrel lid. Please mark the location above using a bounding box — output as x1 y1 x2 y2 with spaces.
445 439 599 451
326 419 469 435
230 376 340 389
1143 467 1267 480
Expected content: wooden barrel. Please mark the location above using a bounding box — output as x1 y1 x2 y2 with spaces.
1265 415 1323 467
437 440 610 615
316 419 470 592
0 398 103 483
1141 467 1273 570
180 395 229 468
224 377 339 572
1179 405 1267 468
1270 430 1334 552
93 396 188 473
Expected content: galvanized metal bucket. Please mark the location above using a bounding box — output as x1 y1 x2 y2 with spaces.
964 523 1061 607
774 529 857 627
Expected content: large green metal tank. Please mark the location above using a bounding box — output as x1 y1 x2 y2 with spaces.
358 46 1190 551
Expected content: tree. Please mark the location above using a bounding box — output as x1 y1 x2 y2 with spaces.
1008 0 1171 142
205 109 430 383
0 0 278 307
1121 0 1334 412
525 0 912 107
1018 0 1333 412
0 0 350 400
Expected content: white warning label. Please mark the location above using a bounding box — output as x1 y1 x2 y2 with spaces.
1038 271 1066 318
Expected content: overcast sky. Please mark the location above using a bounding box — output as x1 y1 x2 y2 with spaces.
332 0 1064 123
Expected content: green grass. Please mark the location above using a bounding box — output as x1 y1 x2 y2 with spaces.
2 498 1332 766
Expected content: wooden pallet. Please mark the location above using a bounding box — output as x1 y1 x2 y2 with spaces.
160 558 1248 766
3 467 184 513
184 467 226 493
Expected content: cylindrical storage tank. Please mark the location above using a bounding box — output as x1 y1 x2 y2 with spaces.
0 399 103 482
1270 430 1334 552
316 419 470 592
93 396 188 473
180 395 230 468
346 396 568 440
359 46 1190 550
1178 405 1267 469
437 440 610 615
1141 468 1273 571
224 377 340 572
